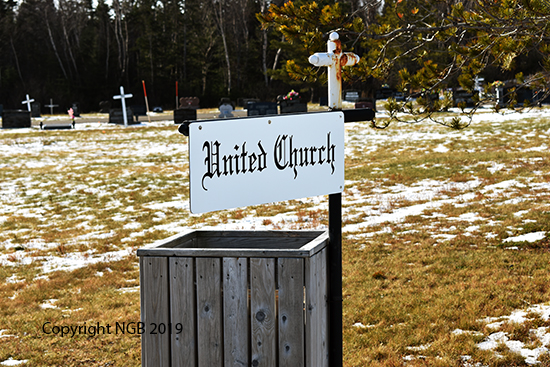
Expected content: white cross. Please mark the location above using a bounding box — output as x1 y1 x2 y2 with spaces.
45 98 59 115
309 32 360 110
21 94 35 112
113 86 133 127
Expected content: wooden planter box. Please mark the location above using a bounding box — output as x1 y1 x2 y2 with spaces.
137 229 329 367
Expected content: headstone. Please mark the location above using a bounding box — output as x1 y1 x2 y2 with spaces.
344 90 360 102
240 98 259 109
45 99 59 115
21 94 34 112
246 102 278 116
355 98 375 111
279 99 307 114
99 101 111 113
131 105 147 122
319 96 328 106
218 98 234 118
174 108 197 124
179 97 200 109
109 108 136 124
31 102 41 117
71 103 81 117
218 103 234 118
0 104 3 117
113 86 133 127
2 110 31 128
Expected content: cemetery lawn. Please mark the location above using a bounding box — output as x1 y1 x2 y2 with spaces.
0 107 549 366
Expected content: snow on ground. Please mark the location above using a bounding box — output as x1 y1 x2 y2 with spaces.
1 107 550 365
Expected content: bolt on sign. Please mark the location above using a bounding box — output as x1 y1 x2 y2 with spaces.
189 111 345 214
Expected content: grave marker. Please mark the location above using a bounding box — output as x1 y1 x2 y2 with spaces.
2 110 31 128
31 102 41 118
218 99 234 118
21 94 34 112
309 32 360 109
246 101 278 116
113 86 133 127
45 99 59 115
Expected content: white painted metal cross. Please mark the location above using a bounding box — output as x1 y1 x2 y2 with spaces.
309 32 360 110
21 94 35 112
113 86 133 127
45 98 59 115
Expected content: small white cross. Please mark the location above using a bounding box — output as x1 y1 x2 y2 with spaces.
309 32 360 110
45 98 59 115
21 94 35 112
113 86 133 127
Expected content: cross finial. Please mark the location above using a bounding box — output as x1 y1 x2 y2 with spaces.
309 32 360 110
21 94 35 112
113 86 134 127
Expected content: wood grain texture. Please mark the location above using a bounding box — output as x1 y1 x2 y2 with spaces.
196 257 223 366
305 247 329 367
169 257 196 367
277 258 305 367
140 256 170 367
223 257 249 367
250 258 276 367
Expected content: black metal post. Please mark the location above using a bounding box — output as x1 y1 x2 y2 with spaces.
328 192 342 367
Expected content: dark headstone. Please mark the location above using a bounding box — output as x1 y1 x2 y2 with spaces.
131 105 147 122
179 97 200 109
241 98 259 109
174 108 197 124
31 102 41 117
279 100 307 114
247 102 278 116
109 108 137 124
355 99 376 111
319 97 328 106
71 103 80 117
99 101 111 113
2 110 31 128
0 104 3 117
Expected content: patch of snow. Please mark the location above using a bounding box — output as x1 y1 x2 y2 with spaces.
504 231 546 243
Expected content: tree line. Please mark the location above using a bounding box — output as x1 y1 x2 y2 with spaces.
1 0 548 114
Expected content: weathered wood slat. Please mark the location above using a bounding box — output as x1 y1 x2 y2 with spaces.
136 230 328 259
169 257 196 367
140 256 170 367
223 257 249 367
305 247 329 367
196 258 223 366
250 258 276 367
278 258 305 367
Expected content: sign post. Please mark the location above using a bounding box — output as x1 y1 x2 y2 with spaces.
310 31 360 367
177 31 370 366
113 86 133 127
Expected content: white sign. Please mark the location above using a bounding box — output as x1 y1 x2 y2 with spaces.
189 111 345 214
